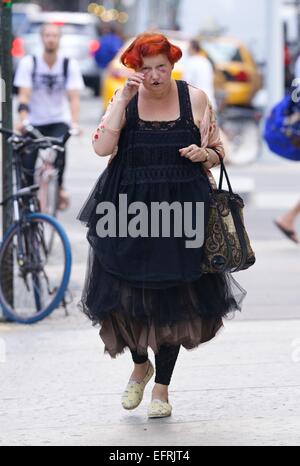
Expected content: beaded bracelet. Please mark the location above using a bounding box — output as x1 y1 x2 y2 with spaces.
205 148 219 168
204 148 210 163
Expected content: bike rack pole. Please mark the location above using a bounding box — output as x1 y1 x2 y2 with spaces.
0 1 14 319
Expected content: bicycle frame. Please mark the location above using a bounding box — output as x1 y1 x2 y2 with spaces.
1 148 40 268
1 126 71 217
34 147 60 215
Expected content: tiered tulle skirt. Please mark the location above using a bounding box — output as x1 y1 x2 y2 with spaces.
78 244 246 358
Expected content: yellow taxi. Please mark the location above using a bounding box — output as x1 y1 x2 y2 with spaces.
101 36 262 110
200 36 262 106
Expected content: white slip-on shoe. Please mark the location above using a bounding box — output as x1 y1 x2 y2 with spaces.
121 360 154 410
147 399 172 418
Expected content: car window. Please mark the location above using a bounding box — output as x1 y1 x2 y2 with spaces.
202 42 243 63
13 12 29 35
24 22 95 36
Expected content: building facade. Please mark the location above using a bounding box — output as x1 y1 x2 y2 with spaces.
34 0 180 34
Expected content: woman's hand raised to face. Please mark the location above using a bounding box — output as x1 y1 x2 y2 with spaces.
119 72 145 103
179 144 209 163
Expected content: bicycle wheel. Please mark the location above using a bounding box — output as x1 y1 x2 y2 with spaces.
0 213 72 324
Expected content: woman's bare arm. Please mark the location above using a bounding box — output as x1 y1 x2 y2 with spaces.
203 94 225 167
92 89 127 157
92 72 145 157
189 86 225 169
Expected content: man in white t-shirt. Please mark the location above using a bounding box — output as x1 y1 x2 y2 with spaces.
183 40 216 110
14 23 85 209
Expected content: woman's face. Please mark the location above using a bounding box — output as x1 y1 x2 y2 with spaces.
137 54 173 92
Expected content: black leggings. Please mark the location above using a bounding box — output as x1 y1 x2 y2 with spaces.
21 122 69 188
131 345 181 386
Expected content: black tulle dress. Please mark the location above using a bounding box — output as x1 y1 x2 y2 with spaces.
77 80 247 358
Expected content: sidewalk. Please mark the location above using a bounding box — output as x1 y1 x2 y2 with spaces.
1 312 300 446
1 95 300 446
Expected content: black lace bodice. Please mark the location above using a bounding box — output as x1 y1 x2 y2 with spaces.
118 80 206 185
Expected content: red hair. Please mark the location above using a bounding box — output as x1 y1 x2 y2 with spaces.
121 33 182 70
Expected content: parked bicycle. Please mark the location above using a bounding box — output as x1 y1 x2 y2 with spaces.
25 125 72 252
17 125 68 218
0 126 72 324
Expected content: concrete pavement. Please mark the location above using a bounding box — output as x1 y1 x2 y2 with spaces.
1 312 300 446
1 93 300 446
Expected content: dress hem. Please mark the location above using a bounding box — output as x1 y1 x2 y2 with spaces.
99 313 225 359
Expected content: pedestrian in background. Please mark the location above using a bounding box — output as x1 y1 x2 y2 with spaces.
275 202 300 244
274 54 300 244
183 39 216 109
94 24 124 71
14 23 84 210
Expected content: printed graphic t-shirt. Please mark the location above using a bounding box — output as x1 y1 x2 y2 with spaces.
14 53 85 126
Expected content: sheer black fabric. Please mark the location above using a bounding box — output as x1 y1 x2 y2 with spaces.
79 244 246 326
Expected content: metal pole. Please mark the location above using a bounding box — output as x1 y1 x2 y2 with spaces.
296 0 300 43
266 0 285 109
136 0 150 33
0 0 14 319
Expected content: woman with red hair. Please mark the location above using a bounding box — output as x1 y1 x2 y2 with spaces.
78 33 246 418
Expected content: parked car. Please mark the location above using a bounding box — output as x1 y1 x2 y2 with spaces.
101 35 262 110
11 3 42 83
12 12 101 95
12 3 41 36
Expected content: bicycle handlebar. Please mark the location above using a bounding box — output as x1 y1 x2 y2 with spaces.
0 125 72 150
220 106 263 121
29 133 71 148
0 127 15 137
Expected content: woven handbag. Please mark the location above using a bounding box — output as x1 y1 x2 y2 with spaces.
202 157 256 273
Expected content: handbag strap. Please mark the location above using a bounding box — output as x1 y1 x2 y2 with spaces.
212 152 234 194
204 151 235 195
219 157 234 193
